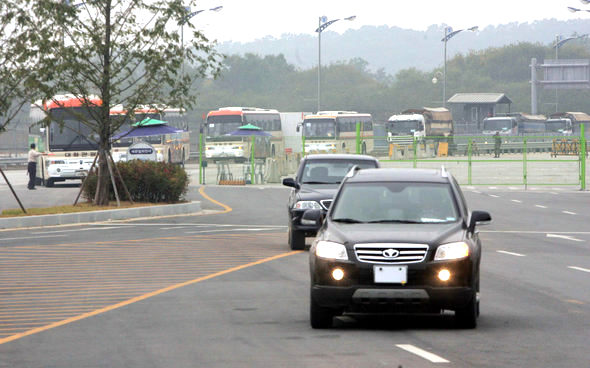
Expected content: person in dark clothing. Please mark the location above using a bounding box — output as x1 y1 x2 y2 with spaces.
493 132 502 158
27 143 44 190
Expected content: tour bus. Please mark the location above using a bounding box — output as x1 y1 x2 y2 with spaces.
205 107 283 161
301 111 374 154
110 105 190 164
31 94 101 187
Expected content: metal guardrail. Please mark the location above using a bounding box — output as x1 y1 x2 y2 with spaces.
0 158 27 167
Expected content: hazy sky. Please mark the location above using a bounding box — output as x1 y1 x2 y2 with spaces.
193 0 590 42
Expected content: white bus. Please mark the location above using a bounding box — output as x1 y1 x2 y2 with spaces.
302 111 374 154
205 107 283 161
110 106 190 164
32 94 101 187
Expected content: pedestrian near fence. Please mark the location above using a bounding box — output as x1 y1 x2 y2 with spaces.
494 131 502 158
27 143 45 190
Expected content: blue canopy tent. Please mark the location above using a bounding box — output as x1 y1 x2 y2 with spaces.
227 123 272 137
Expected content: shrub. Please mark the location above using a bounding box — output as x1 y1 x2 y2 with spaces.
83 160 189 203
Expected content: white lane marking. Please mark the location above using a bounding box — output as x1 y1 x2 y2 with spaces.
465 186 475 190
562 211 577 215
497 250 526 257
472 190 481 194
550 192 558 195
31 226 122 234
547 234 584 242
553 188 564 191
0 235 67 242
535 205 547 209
488 186 497 190
396 344 449 363
511 200 522 203
489 194 500 198
509 187 518 190
159 226 192 230
184 228 273 234
568 266 590 273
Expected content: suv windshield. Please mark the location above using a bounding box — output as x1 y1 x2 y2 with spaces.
300 159 377 184
331 182 459 223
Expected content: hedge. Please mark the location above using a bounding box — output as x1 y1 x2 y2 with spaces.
83 160 189 203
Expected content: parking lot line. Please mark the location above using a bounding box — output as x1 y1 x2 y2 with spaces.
568 266 590 273
396 344 449 363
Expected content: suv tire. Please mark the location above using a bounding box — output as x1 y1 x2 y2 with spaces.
288 226 305 250
455 292 477 329
310 295 335 329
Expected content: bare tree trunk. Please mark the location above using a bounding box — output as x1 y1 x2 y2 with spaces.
95 146 110 206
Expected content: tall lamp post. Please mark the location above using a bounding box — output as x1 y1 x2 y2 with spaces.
441 25 478 108
553 33 588 111
315 15 356 113
180 6 223 75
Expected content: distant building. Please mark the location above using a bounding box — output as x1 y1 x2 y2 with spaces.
447 93 512 134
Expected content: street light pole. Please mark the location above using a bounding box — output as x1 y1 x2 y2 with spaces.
180 6 222 76
441 26 477 108
316 15 356 113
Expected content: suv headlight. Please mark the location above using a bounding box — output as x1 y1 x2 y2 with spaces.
434 242 470 261
315 241 348 260
294 201 322 210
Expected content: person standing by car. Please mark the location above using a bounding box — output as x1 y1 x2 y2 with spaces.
493 131 502 158
27 143 45 190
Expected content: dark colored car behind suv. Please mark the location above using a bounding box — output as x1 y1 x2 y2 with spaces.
283 154 380 250
307 167 491 329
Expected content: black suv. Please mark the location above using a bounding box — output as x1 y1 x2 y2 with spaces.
306 167 491 329
283 154 380 250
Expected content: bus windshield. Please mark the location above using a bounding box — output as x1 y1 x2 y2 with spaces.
388 120 421 134
483 119 513 131
48 107 99 151
206 115 243 137
243 113 281 132
303 119 336 138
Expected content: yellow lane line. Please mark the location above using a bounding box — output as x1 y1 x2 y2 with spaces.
0 309 96 316
0 251 300 345
198 186 233 213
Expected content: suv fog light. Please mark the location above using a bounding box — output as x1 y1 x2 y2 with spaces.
438 269 451 281
332 268 345 281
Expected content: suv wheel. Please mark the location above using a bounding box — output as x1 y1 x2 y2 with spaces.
455 292 478 329
288 226 305 250
310 294 336 329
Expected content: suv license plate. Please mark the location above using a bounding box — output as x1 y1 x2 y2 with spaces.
374 265 407 284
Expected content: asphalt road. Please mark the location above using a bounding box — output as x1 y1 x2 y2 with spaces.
0 183 589 367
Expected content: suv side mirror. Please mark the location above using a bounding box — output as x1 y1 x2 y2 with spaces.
282 177 299 189
468 210 492 233
301 209 323 226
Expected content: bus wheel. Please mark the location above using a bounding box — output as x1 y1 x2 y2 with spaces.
362 142 367 154
46 178 55 187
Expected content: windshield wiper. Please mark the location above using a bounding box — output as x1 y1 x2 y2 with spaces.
367 219 422 224
332 218 365 223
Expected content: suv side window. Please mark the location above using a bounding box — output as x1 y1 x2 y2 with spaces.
451 177 468 217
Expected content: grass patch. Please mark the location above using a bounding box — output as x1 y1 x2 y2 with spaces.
0 201 158 217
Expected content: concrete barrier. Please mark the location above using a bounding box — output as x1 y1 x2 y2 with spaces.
0 201 201 229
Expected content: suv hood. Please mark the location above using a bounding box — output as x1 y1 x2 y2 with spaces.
325 221 465 246
297 184 340 202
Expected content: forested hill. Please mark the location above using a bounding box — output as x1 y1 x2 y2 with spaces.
217 19 590 75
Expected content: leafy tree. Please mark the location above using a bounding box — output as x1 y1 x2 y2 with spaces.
7 0 221 205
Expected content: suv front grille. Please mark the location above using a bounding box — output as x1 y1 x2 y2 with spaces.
320 199 333 210
354 243 429 264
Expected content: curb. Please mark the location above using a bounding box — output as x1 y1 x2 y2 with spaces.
0 201 201 230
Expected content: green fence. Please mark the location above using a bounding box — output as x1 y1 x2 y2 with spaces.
300 122 588 190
